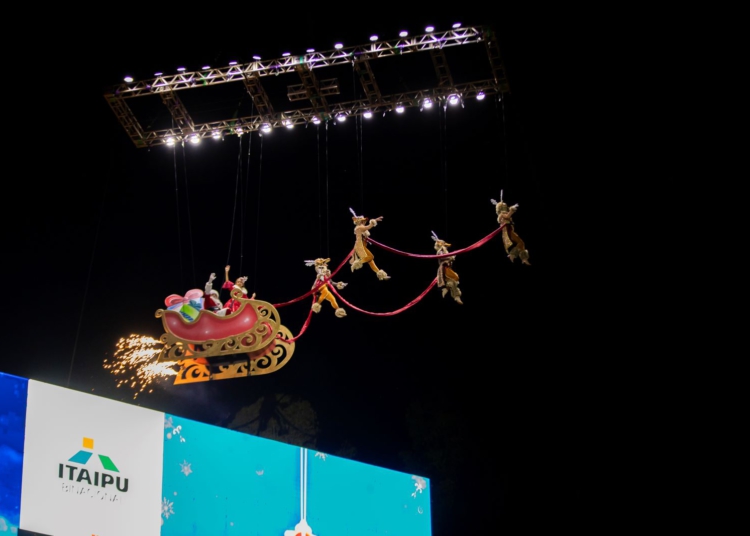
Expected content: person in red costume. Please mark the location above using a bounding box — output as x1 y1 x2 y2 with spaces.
203 272 229 316
221 264 255 313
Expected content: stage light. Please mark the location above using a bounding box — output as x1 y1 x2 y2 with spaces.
312 116 321 125
154 72 163 76
448 94 460 105
306 48 315 53
422 98 433 109
252 55 261 60
166 137 176 146
202 65 210 70
261 123 272 133
395 104 405 114
282 52 290 57
370 35 378 41
334 43 344 50
189 135 200 144
212 131 221 140
336 113 347 122
177 67 186 72
399 30 408 37
425 26 435 33
453 22 462 28
363 110 373 119
229 61 238 66
283 119 294 129
476 91 486 101
235 127 244 135
124 75 133 83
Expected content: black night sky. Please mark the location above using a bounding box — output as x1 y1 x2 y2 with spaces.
1 11 598 535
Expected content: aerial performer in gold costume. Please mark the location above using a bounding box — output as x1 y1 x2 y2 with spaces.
491 192 530 265
305 258 348 318
431 231 463 304
349 208 391 280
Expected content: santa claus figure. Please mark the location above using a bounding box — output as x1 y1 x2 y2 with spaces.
221 264 255 313
203 272 229 316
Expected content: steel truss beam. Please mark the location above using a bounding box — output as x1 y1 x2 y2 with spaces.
105 25 511 148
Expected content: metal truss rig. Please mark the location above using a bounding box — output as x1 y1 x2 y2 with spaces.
104 25 511 148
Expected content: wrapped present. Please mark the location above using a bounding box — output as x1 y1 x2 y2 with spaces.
165 290 204 322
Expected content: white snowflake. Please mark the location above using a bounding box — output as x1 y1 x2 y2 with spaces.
161 497 175 519
314 451 327 461
164 416 174 429
411 475 427 498
180 460 193 476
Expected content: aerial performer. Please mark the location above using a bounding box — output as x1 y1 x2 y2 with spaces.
305 258 348 318
349 208 391 281
431 231 463 304
491 192 531 265
203 272 229 316
222 264 255 313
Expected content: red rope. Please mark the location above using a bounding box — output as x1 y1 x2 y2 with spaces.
367 225 505 258
329 277 438 316
281 295 317 343
272 249 354 309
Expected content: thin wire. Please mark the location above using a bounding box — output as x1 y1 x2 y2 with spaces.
440 103 449 236
253 133 264 292
67 138 113 388
317 123 323 256
180 142 196 284
500 95 510 199
325 121 330 258
225 136 243 267
173 143 184 288
357 113 364 210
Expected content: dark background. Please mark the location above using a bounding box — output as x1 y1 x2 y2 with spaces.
1 10 599 535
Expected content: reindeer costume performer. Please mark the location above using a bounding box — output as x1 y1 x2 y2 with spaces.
305 258 348 318
491 192 530 265
349 208 391 280
432 231 463 304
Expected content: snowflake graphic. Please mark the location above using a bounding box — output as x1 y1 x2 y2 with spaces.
164 416 174 429
161 497 175 519
180 460 193 476
314 451 327 461
411 475 427 498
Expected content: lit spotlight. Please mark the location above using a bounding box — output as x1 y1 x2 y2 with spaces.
189 135 200 145
334 43 344 49
312 116 321 125
306 48 315 53
423 98 433 109
235 127 244 135
166 137 176 146
425 25 435 32
229 61 238 66
395 105 405 114
399 30 408 37
283 119 294 129
177 67 186 72
282 52 290 57
363 110 373 119
252 55 261 60
336 113 347 122
476 91 486 101
261 123 272 133
370 35 378 41
154 72 163 76
212 130 221 140
124 75 133 83
448 94 460 105
202 65 210 70
453 22 462 28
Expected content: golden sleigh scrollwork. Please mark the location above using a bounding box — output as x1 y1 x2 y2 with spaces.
154 289 295 383
172 325 296 384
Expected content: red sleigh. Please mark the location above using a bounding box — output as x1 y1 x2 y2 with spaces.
155 288 295 383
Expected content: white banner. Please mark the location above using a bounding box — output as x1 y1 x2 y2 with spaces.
20 380 164 536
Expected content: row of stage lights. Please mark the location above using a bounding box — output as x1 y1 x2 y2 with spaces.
165 90 488 147
123 23 466 84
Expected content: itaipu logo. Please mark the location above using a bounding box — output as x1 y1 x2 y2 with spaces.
58 437 129 493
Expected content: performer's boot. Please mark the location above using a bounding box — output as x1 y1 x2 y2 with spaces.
441 287 448 298
376 269 390 280
312 303 322 313
519 249 531 265
334 307 347 318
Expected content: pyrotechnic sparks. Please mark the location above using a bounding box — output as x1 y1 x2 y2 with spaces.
103 334 176 399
